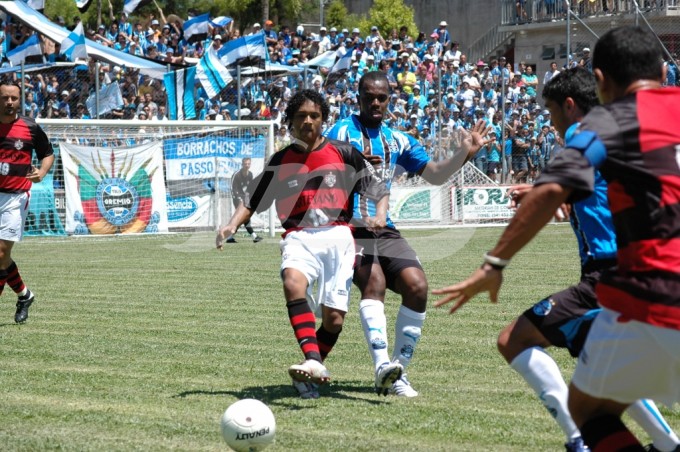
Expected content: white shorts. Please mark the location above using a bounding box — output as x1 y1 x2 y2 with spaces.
572 307 680 407
0 192 30 242
280 225 355 316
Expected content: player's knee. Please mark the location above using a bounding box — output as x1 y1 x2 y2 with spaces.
399 276 428 309
322 310 345 333
281 270 307 298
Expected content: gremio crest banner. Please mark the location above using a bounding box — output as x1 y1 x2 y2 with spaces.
60 142 169 235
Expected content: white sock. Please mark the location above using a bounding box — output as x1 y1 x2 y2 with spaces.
392 305 425 370
510 347 580 442
251 232 258 239
18 287 28 298
359 299 390 370
627 399 680 451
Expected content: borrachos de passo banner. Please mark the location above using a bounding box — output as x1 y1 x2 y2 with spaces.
163 134 266 181
60 142 169 234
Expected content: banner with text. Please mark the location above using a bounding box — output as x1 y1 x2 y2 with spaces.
61 142 169 234
166 194 213 228
163 134 266 181
453 186 514 221
390 186 442 222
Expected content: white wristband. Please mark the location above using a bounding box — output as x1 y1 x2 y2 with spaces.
483 253 510 269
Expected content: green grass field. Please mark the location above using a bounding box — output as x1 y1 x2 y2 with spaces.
0 226 677 451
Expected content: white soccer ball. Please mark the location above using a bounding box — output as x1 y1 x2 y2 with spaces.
220 399 276 451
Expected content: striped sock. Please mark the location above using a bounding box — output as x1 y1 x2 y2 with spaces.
6 262 26 297
286 299 322 362
0 268 7 297
580 414 644 451
316 325 341 362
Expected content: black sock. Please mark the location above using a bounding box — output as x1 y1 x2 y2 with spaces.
316 325 341 362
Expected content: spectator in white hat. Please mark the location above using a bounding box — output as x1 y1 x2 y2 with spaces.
434 20 451 47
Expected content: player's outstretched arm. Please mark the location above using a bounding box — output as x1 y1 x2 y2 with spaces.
363 194 389 231
433 182 572 311
420 120 491 185
216 204 255 250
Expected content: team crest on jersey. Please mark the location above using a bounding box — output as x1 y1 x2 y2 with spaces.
532 298 554 316
14 139 23 150
323 172 336 187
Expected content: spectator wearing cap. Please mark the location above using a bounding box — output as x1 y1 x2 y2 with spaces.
433 20 451 48
579 46 592 72
211 34 223 51
248 22 262 36
318 26 331 53
149 18 161 38
416 53 438 89
57 90 71 118
263 20 277 46
365 25 386 48
427 31 443 57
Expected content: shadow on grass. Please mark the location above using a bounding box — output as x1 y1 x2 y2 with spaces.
173 380 391 406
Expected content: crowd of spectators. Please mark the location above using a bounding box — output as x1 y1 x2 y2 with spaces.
2 7 678 184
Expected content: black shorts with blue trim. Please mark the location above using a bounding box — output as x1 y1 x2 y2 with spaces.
353 226 423 292
522 259 616 357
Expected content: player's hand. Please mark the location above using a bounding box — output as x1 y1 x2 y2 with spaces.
432 264 503 314
362 215 386 231
363 154 383 167
215 225 236 250
26 166 43 183
464 119 493 159
505 184 533 209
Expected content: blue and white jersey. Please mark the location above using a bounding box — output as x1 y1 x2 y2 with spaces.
564 123 617 267
325 114 430 228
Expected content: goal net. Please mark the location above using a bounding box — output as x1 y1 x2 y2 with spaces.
31 119 274 236
27 120 512 238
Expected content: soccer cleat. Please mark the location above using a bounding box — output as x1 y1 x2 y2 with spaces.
253 236 263 243
291 378 320 399
389 374 418 398
374 361 403 396
226 237 237 244
15 290 34 323
288 359 331 385
565 437 588 452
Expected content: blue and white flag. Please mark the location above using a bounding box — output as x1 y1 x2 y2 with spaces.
325 48 353 85
85 81 124 117
210 16 232 29
183 13 210 43
217 33 267 67
123 0 152 15
61 22 88 61
165 67 197 120
7 33 43 66
75 0 94 13
25 0 45 10
196 47 233 99
302 51 336 69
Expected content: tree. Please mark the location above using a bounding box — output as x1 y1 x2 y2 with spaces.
359 0 417 40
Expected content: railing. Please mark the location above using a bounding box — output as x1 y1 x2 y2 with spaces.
466 24 514 63
501 0 679 26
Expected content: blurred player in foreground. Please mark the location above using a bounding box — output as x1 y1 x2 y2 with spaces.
0 81 54 323
496 67 679 452
220 90 389 399
434 26 680 449
326 71 490 397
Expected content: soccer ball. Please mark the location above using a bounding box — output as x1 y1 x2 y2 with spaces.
220 399 276 451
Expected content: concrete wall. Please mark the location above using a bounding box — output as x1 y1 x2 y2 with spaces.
343 0 503 52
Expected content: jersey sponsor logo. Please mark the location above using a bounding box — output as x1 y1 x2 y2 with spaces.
14 139 23 150
532 298 554 316
288 180 298 188
323 172 336 188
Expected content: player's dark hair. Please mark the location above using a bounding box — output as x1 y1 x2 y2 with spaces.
542 66 599 114
593 26 663 87
358 70 390 94
284 89 329 125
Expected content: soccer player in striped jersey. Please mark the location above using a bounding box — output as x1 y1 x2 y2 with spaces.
0 81 54 323
219 89 389 398
326 71 490 396
435 26 680 449
496 67 679 452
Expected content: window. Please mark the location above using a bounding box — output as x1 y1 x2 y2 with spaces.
541 46 555 60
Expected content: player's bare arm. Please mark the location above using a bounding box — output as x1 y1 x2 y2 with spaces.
26 155 55 183
217 204 255 250
432 182 573 312
362 194 389 231
419 119 492 185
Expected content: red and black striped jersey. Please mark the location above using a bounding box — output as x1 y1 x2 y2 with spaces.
541 88 680 329
0 116 53 193
246 138 388 234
